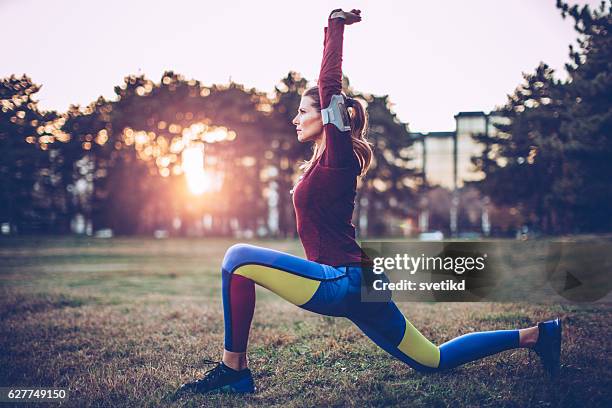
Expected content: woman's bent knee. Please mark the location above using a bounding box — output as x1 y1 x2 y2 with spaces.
222 243 258 273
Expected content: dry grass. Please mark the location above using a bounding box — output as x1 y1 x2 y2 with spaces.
0 237 610 407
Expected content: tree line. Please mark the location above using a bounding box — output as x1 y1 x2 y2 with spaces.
472 0 611 234
0 70 419 237
1 0 609 238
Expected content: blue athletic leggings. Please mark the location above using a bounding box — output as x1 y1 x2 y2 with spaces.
221 243 520 372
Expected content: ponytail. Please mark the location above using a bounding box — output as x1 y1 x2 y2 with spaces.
345 96 373 177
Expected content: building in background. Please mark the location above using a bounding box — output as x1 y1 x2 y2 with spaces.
409 111 510 237
410 111 507 189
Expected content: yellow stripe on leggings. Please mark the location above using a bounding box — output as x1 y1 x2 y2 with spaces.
397 318 441 368
234 264 321 306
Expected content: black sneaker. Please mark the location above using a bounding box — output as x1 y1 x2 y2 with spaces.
177 360 255 395
533 318 562 378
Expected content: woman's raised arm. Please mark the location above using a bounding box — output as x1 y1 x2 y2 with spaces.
319 9 362 169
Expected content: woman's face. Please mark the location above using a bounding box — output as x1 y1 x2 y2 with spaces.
292 95 323 143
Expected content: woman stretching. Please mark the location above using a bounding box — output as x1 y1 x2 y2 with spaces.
178 8 562 395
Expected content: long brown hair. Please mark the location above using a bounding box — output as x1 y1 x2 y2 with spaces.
298 86 373 178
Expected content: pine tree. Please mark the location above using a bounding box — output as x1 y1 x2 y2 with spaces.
473 63 567 233
355 93 418 236
474 1 611 234
0 75 63 233
556 0 612 231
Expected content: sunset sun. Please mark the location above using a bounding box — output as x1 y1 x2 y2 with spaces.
181 145 210 195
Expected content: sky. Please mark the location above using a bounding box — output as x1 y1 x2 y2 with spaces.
1 0 603 132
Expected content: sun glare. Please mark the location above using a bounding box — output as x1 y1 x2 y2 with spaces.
182 146 209 195
122 124 232 194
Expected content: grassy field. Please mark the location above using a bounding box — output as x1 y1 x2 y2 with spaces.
0 237 610 407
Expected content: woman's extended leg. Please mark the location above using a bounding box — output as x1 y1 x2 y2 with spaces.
348 301 558 373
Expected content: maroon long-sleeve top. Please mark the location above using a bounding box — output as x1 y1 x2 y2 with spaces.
292 16 366 267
